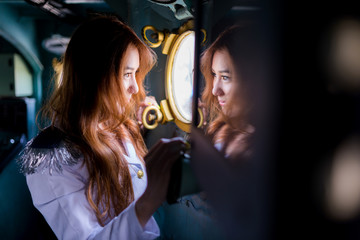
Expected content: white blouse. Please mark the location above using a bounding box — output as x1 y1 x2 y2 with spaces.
24 140 160 240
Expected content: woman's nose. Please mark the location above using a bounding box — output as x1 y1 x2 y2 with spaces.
212 79 223 96
128 76 139 94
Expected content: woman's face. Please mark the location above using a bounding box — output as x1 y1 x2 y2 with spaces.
122 44 140 102
211 49 237 111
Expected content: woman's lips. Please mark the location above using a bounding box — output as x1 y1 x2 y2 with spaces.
218 100 225 106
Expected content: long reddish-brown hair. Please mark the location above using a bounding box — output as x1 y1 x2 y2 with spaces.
40 15 156 225
201 24 262 158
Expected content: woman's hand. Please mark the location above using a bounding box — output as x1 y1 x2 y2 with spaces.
135 137 186 227
136 96 159 126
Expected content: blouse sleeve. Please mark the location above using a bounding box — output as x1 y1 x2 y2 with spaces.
26 163 160 240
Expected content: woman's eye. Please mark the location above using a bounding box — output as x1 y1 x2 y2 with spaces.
221 76 230 81
124 73 131 78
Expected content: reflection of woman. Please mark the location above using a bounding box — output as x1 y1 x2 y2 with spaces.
19 15 186 240
201 25 257 160
195 24 267 239
155 25 262 239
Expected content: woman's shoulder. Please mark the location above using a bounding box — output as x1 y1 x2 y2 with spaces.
18 126 82 175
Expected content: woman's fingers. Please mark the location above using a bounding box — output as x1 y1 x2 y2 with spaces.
139 96 158 107
145 96 158 106
136 96 160 124
145 137 187 176
145 137 186 164
146 137 185 156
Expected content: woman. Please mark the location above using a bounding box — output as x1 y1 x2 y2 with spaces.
154 24 263 239
19 15 186 240
194 23 268 239
200 24 260 161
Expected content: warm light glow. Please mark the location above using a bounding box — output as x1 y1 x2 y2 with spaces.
328 19 360 92
325 137 360 220
172 32 195 121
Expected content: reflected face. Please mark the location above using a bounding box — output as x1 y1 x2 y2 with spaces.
122 45 140 102
211 49 236 110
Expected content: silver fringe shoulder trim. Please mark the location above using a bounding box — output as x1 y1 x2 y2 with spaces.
18 138 82 175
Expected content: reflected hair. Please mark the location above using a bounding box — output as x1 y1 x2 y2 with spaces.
201 24 262 158
39 15 157 225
